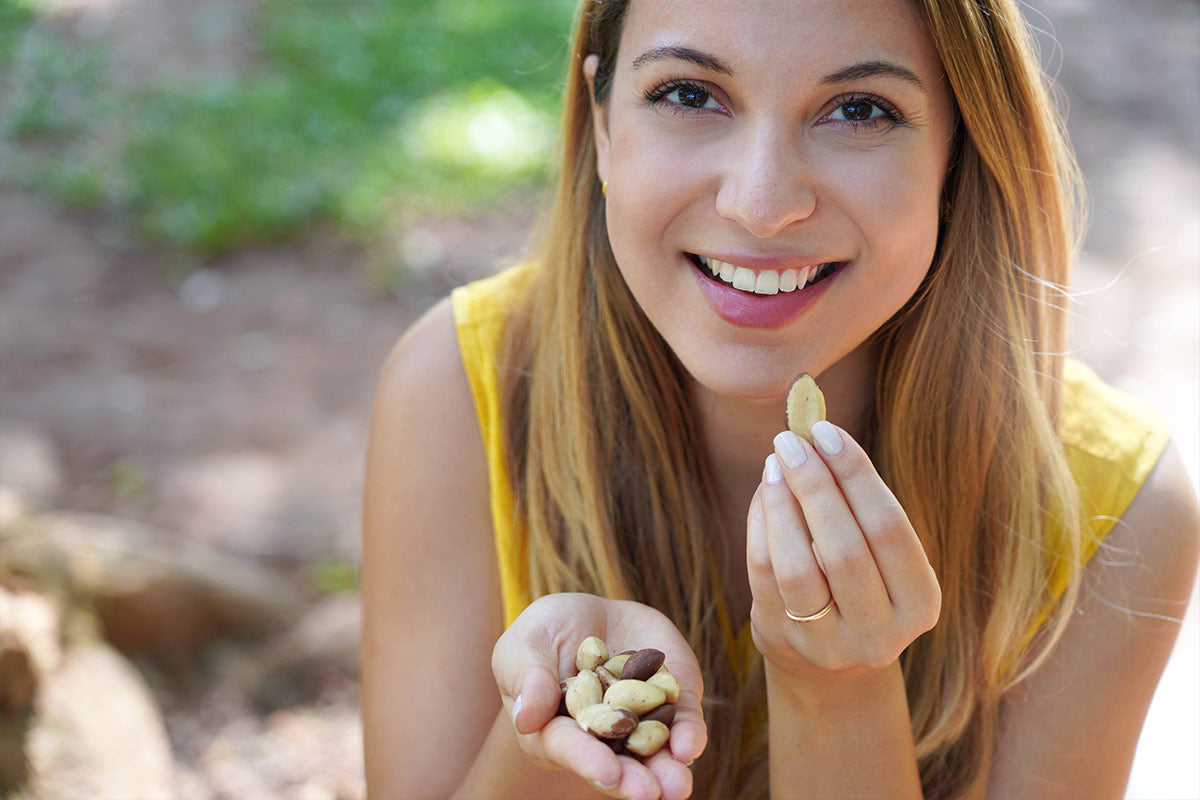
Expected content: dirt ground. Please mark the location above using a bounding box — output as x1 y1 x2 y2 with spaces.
0 1 1197 798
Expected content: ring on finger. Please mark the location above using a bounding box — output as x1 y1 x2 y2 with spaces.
784 597 835 623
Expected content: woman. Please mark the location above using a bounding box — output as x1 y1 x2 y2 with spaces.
362 1 1199 797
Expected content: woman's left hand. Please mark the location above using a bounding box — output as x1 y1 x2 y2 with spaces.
745 420 941 679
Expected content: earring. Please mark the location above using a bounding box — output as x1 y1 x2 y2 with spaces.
601 181 607 197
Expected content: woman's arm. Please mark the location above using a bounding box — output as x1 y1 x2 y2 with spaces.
361 297 508 798
747 424 938 799
361 300 702 800
988 440 1200 798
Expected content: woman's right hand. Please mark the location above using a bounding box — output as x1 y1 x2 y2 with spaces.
492 592 707 800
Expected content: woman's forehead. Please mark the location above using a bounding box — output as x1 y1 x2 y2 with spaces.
618 0 942 80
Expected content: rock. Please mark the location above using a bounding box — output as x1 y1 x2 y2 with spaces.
0 423 64 512
0 586 62 717
15 642 176 800
0 512 305 656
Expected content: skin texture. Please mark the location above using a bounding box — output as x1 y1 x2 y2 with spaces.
360 1 1200 797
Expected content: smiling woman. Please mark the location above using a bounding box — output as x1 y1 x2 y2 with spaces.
361 1 1200 799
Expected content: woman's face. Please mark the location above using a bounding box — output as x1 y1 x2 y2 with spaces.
588 0 957 400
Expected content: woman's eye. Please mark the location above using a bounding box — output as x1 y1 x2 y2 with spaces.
830 100 887 122
651 82 723 111
671 85 714 108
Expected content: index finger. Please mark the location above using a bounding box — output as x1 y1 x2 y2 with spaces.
807 421 935 600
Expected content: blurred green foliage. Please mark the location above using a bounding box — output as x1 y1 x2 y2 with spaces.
0 0 576 254
309 556 360 597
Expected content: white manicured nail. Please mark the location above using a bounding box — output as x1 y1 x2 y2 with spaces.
811 420 843 455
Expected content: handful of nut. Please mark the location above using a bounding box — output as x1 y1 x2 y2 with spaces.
557 636 681 759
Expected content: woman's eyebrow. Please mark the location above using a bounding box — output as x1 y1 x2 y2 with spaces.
820 60 926 92
630 45 734 75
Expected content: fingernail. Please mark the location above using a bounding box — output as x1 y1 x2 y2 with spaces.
512 694 523 724
773 430 807 469
811 420 843 456
763 454 784 484
591 777 620 791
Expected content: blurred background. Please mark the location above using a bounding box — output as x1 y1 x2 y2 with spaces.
0 1 1195 798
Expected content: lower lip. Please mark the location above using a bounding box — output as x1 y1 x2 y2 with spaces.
690 257 841 330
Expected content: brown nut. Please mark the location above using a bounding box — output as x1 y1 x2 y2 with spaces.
566 670 603 718
626 720 670 758
557 676 575 716
604 679 666 715
594 664 619 692
639 702 675 727
786 373 826 443
646 668 680 703
575 636 609 672
621 648 665 682
575 703 637 739
604 735 627 754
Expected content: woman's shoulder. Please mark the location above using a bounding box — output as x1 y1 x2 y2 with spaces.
375 261 535 430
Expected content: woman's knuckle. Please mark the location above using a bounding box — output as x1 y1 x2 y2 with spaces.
775 564 818 598
747 545 773 577
865 517 908 548
823 543 873 577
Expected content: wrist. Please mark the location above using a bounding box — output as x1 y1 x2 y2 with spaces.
765 658 905 714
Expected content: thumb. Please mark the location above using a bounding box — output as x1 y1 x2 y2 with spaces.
493 629 566 736
508 664 563 735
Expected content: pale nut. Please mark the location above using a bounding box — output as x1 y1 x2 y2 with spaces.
575 636 609 672
602 653 631 677
594 664 618 692
646 668 680 703
786 373 826 444
566 669 603 718
621 648 665 682
626 720 670 758
575 703 638 739
603 679 666 715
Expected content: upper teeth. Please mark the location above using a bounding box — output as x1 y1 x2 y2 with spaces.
698 256 823 295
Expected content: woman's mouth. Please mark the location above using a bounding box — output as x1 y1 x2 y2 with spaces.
684 252 846 329
688 253 841 295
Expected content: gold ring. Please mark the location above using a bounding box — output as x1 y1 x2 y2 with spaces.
785 598 835 623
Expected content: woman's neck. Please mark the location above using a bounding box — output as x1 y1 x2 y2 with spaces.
692 340 880 484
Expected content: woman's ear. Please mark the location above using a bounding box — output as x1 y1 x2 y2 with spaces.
582 54 611 185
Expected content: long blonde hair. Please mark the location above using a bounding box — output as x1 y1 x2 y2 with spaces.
502 0 1085 796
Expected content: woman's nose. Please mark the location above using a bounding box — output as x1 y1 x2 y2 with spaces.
714 125 817 238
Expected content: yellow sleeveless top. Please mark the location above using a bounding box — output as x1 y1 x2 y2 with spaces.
451 263 1171 655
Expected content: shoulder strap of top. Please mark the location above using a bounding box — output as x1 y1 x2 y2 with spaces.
1054 359 1171 583
1018 358 1172 646
451 263 536 627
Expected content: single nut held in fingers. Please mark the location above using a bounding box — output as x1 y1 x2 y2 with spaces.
575 636 609 672
621 648 665 682
646 668 680 703
604 679 667 715
566 670 603 718
786 372 826 444
626 720 670 758
575 703 638 739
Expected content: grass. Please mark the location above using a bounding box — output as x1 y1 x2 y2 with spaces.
0 0 577 254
